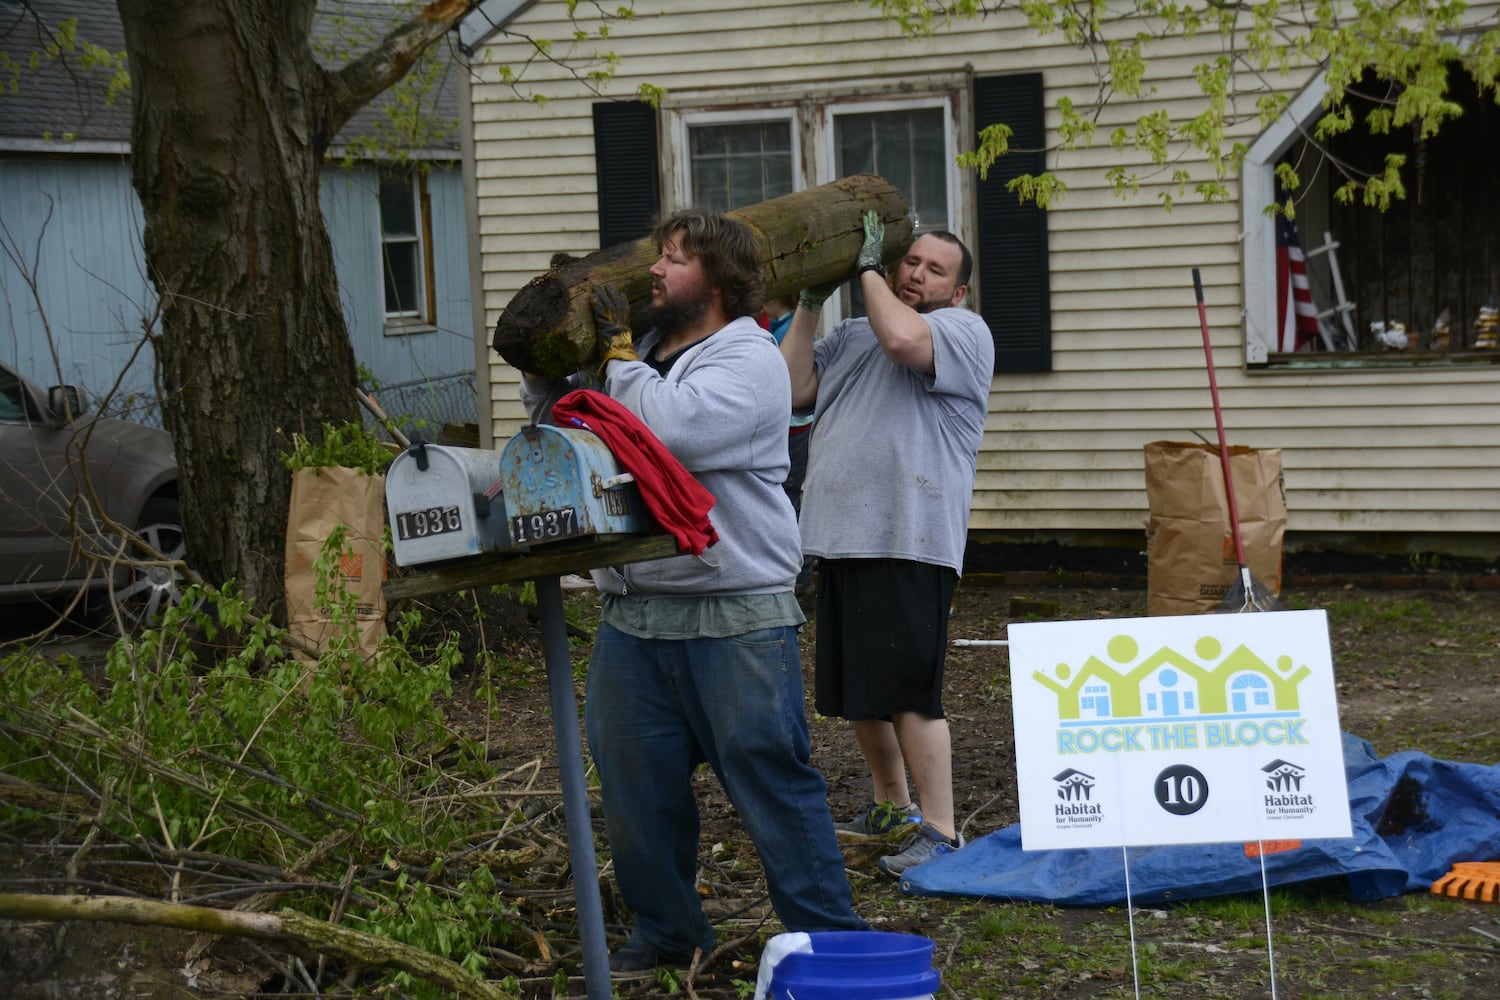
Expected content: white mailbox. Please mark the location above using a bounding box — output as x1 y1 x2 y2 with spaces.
385 443 511 567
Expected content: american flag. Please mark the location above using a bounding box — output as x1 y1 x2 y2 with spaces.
1275 211 1320 351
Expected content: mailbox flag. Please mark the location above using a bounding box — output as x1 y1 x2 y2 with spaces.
553 389 719 556
1276 210 1320 352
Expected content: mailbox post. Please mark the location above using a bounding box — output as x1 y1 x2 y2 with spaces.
383 434 674 1000
535 571 610 995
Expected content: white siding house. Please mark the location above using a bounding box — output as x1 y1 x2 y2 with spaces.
460 0 1500 558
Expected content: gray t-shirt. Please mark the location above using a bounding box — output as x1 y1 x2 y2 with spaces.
801 306 994 573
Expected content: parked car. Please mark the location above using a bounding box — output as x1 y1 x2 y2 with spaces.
0 360 188 629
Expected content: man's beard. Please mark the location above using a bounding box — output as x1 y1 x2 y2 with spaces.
903 286 948 315
639 292 710 338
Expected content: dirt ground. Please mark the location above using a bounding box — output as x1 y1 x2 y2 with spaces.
4 574 1500 998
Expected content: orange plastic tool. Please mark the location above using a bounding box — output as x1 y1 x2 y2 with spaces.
1430 862 1500 902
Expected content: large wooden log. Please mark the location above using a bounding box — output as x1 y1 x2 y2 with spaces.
491 173 913 377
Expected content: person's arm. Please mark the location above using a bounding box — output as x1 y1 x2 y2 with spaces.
856 212 936 375
780 292 825 409
861 271 935 375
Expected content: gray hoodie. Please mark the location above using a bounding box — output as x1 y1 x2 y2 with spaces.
521 316 801 597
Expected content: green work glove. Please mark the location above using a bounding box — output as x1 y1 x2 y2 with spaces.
592 282 639 378
856 210 886 274
797 279 841 314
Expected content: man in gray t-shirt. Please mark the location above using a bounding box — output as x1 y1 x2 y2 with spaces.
781 212 994 876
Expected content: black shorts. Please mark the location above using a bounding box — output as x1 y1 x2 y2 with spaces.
813 558 958 721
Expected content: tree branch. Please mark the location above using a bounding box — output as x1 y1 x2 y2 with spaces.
324 0 471 136
0 893 517 1000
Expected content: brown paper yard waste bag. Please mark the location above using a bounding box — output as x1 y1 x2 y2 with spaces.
1144 441 1286 616
285 466 387 659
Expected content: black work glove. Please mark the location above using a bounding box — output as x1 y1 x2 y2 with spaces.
592 282 639 379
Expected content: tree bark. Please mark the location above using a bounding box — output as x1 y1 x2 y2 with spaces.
0 893 515 1000
114 1 468 618
492 172 914 377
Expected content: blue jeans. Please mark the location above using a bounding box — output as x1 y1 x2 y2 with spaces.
585 622 865 959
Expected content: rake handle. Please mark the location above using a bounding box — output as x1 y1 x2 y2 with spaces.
1193 267 1249 569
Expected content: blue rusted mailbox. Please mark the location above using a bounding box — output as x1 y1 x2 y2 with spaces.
385 442 510 567
498 423 650 548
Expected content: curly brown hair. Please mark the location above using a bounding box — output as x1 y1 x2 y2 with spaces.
652 208 765 319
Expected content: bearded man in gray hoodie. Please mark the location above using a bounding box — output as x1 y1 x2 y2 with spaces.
520 208 865 976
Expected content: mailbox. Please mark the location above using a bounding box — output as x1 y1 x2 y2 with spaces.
385 442 511 567
499 424 651 548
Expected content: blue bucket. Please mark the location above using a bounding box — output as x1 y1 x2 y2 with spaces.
766 931 940 999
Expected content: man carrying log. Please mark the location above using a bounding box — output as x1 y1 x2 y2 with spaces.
519 208 865 975
780 212 994 876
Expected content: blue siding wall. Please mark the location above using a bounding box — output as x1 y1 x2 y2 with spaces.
2 157 473 423
1 157 156 407
319 162 475 389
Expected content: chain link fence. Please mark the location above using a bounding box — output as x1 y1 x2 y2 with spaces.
95 371 480 446
362 371 479 446
95 390 168 430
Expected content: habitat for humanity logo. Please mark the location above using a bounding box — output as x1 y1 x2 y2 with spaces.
1052 768 1102 828
1261 758 1317 821
1031 632 1313 755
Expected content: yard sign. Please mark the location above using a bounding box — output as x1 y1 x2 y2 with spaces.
1009 610 1352 849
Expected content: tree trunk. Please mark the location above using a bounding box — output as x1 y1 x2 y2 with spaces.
492 172 914 377
115 1 467 617
116 1 357 617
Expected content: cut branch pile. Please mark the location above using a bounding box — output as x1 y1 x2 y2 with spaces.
0 590 778 999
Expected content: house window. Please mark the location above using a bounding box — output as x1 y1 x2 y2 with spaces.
1243 65 1498 364
688 116 796 212
673 94 962 327
379 171 434 331
830 102 957 320
832 104 951 236
654 77 1051 372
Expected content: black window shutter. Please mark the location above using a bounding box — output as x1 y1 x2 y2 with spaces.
593 101 661 248
973 74 1051 374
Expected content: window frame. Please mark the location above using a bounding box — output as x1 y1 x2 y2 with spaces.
822 94 961 240
378 170 437 335
669 106 802 211
664 80 970 327
1242 75 1329 365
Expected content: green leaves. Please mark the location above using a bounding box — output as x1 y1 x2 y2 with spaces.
926 0 1497 212
0 557 511 997
282 421 393 476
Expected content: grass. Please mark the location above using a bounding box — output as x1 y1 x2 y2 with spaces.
899 883 1499 999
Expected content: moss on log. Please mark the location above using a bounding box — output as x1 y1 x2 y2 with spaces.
492 172 913 377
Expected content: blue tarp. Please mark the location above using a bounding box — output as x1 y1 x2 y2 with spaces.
900 733 1500 905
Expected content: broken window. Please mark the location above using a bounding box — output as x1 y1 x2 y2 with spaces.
1246 65 1499 362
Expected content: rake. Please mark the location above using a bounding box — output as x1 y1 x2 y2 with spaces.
1431 861 1500 903
1192 267 1286 613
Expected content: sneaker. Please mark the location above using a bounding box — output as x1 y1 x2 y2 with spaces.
876 822 963 876
835 800 922 840
559 573 595 591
